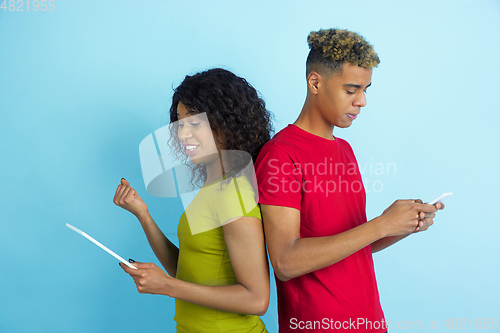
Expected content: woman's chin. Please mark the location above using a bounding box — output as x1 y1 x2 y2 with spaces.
187 151 219 165
188 155 203 164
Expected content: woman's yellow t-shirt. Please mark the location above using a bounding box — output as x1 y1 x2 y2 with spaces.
174 175 267 333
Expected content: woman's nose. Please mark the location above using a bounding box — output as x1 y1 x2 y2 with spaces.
178 125 192 141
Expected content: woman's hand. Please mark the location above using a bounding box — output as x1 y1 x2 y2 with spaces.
120 260 176 296
113 178 148 218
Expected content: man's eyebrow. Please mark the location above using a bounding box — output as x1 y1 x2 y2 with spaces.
344 82 372 89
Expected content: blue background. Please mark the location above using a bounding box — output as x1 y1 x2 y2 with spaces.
1 0 499 332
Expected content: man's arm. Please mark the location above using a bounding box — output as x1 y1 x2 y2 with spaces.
370 234 410 253
261 200 438 281
371 202 444 253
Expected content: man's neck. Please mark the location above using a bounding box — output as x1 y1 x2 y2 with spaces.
293 99 335 140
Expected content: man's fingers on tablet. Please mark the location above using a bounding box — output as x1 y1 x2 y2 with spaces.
424 217 434 227
415 203 438 212
436 202 445 210
419 212 435 219
398 199 416 204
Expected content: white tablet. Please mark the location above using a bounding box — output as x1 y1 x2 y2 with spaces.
427 192 453 205
66 223 137 269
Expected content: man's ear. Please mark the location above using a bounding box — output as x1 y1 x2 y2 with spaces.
306 71 321 95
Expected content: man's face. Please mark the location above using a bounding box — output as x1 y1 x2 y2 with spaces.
316 62 373 128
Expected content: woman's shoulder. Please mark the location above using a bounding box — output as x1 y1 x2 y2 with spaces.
214 174 260 222
215 174 257 202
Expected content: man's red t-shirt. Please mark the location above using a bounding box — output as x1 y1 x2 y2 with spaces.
255 125 386 333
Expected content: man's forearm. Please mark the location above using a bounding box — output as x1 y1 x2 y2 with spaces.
274 217 385 281
371 234 410 253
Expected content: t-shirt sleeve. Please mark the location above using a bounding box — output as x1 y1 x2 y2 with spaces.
255 144 302 211
215 176 261 226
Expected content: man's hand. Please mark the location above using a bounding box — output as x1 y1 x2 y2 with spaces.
371 199 446 252
413 200 445 233
113 178 149 218
119 260 176 296
378 199 438 237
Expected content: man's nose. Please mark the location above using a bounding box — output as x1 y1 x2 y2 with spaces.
354 92 367 107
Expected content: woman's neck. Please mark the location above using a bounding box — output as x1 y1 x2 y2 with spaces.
204 151 228 185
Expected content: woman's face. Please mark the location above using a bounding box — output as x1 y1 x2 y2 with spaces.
176 102 221 165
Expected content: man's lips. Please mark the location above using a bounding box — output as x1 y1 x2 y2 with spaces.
347 113 358 120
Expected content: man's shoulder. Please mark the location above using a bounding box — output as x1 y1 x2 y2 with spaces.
261 126 353 155
260 125 302 155
335 137 355 154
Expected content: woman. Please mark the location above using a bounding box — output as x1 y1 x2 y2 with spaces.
113 68 273 332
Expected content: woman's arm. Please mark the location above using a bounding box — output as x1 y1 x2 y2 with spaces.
134 212 179 276
114 178 179 276
120 216 270 316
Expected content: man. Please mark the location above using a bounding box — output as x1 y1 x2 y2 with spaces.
254 28 444 333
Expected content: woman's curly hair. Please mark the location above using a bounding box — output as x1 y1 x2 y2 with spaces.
168 68 273 187
307 28 380 75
